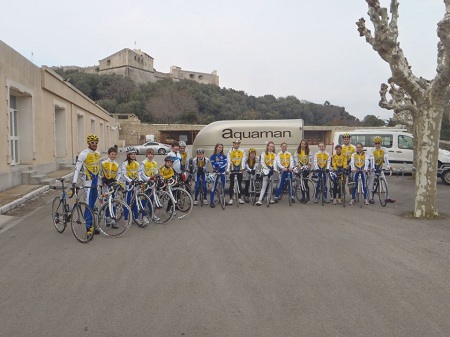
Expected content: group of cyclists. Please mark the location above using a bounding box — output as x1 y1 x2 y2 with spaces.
72 133 396 236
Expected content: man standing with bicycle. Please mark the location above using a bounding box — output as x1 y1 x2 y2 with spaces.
274 142 295 203
341 133 356 197
367 136 396 204
192 148 210 206
313 142 331 203
227 138 246 205
73 134 101 236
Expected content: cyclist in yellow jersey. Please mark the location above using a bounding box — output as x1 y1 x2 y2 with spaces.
349 142 369 205
100 147 121 228
275 142 295 203
179 141 190 172
294 139 312 203
330 144 347 205
73 134 100 235
313 142 331 203
138 148 159 224
159 156 175 180
121 147 142 225
227 138 246 205
193 148 210 205
243 148 260 202
256 141 276 206
367 136 396 204
341 132 356 196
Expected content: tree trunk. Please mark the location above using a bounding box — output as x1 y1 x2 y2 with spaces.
413 106 444 218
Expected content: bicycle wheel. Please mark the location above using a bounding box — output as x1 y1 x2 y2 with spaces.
249 178 257 205
98 199 132 237
129 193 153 227
379 178 388 207
340 179 346 207
51 197 67 233
287 178 292 206
216 181 226 210
358 178 363 208
199 182 204 207
153 190 175 224
320 176 325 206
172 187 193 219
295 178 302 202
234 184 239 207
266 178 273 207
70 202 95 243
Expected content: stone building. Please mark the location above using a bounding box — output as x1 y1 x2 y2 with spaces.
61 48 219 86
0 41 119 192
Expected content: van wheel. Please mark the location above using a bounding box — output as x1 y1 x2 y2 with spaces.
158 148 166 155
441 170 450 185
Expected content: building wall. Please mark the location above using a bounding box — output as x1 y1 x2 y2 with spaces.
0 40 119 192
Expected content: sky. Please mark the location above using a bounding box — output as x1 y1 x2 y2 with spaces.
0 0 446 121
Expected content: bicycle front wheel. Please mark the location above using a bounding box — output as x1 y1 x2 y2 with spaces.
340 179 346 207
153 190 175 224
379 178 388 207
358 179 363 208
172 187 193 219
98 199 132 237
216 181 226 210
52 197 67 233
287 179 292 206
249 179 257 205
71 202 95 243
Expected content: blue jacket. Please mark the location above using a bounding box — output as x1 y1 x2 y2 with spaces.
210 153 227 173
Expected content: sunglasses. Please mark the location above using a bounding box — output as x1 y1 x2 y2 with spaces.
374 142 381 144
89 141 98 145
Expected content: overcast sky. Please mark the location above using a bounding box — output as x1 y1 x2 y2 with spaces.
1 0 446 120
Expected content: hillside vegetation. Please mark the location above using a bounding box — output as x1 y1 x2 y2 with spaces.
54 69 363 125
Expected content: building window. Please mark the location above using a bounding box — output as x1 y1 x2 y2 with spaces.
9 95 19 165
198 75 204 80
106 59 111 66
189 74 195 79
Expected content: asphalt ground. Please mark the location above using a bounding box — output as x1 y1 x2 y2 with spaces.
1 151 449 337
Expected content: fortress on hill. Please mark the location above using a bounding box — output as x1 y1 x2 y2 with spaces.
58 48 219 86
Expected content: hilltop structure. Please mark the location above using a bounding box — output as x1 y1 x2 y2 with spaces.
58 48 219 86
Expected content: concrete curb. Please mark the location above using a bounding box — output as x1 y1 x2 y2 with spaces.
0 172 74 215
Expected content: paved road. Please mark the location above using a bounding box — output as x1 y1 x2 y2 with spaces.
1 176 449 337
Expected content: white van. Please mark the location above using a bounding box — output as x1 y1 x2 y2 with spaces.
192 119 304 158
332 129 450 175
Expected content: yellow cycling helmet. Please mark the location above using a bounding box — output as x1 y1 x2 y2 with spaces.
86 134 99 143
373 136 382 143
248 147 257 153
342 133 351 139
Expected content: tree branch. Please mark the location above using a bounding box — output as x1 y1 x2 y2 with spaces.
358 0 425 101
432 0 450 103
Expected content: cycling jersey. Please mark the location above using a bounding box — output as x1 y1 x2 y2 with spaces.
294 150 311 167
139 158 158 182
276 151 294 170
167 151 182 173
180 150 190 171
121 160 140 183
73 148 100 183
369 147 390 169
101 158 120 185
314 151 331 170
193 157 210 175
261 152 276 170
342 144 356 163
159 165 175 180
350 151 369 170
210 153 228 173
331 153 347 170
227 148 246 172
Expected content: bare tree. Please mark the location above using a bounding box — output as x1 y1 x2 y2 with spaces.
356 0 450 218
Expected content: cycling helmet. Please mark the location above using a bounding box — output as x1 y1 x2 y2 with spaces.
87 134 99 143
342 133 351 139
179 141 187 147
180 171 190 182
233 138 241 144
196 148 204 154
248 147 257 153
126 146 137 154
164 156 174 162
206 172 215 184
373 136 382 143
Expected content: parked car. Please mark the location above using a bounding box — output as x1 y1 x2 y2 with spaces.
133 142 171 155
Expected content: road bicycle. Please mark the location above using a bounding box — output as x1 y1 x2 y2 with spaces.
247 171 259 205
96 182 132 237
230 172 242 207
294 166 315 204
208 171 226 210
143 178 175 224
195 170 208 207
51 178 95 244
165 177 193 219
124 180 154 227
350 168 366 208
370 169 390 207
277 170 294 206
337 171 346 207
313 168 328 206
